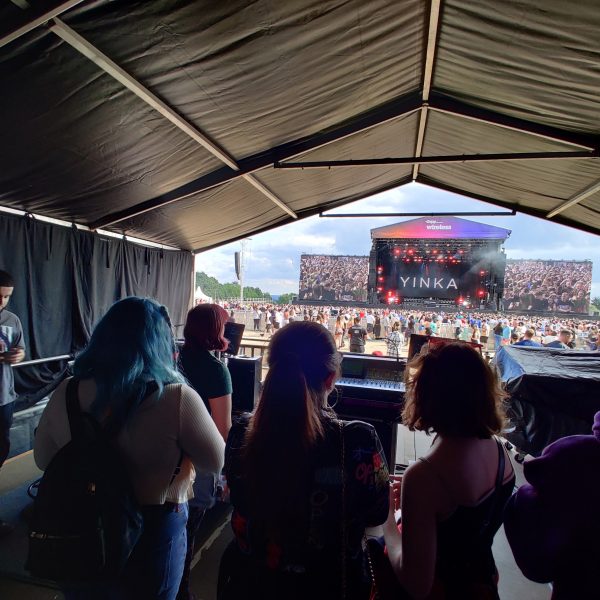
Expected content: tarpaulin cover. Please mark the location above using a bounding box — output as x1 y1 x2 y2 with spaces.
0 0 598 251
0 212 193 409
495 345 600 456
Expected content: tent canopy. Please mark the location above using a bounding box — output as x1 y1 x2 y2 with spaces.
194 286 212 302
0 0 599 252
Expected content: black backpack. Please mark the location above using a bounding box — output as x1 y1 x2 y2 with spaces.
26 378 154 582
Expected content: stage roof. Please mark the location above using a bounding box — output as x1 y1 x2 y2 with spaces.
371 217 511 241
0 0 599 252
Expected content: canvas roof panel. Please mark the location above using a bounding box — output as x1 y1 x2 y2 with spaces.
434 0 600 134
0 0 598 250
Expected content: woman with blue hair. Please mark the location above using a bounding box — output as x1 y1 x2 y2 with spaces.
34 297 225 599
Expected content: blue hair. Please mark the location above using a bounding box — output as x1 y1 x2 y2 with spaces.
73 297 184 432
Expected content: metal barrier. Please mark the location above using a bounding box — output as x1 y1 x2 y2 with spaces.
11 354 72 368
239 339 269 358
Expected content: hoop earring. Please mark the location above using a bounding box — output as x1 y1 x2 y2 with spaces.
327 387 340 409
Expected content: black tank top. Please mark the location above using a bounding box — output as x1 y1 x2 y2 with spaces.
420 439 515 599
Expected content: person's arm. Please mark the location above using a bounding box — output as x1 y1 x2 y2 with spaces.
179 385 225 475
2 317 25 364
503 485 555 583
350 422 389 527
383 463 438 599
208 394 232 441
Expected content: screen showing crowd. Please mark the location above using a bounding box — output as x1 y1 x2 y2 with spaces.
504 259 593 313
299 254 368 302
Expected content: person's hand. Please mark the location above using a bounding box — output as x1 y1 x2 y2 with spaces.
3 348 25 364
384 476 402 527
389 474 402 512
383 476 403 540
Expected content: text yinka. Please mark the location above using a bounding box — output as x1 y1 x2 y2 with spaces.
399 277 458 290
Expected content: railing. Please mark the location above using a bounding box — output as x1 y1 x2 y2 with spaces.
200 296 272 304
238 338 269 358
11 354 73 368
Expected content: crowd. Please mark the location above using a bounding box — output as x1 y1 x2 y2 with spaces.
231 302 600 356
298 255 368 302
0 265 598 599
503 259 593 314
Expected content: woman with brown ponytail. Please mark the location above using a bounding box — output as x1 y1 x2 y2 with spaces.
219 321 389 600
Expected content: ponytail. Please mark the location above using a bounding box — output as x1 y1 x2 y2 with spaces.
241 321 340 538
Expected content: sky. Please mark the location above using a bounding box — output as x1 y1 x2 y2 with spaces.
195 182 599 299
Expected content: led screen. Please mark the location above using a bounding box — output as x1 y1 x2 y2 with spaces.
376 252 482 301
504 259 593 313
299 254 368 302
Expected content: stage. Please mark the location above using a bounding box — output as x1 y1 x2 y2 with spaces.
369 217 510 307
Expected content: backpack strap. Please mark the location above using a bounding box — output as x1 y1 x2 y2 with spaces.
66 378 181 487
144 381 159 398
169 450 184 486
478 438 505 537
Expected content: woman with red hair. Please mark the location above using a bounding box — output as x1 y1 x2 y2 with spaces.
180 303 232 438
177 303 232 600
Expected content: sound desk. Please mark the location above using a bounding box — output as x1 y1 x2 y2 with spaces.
330 354 406 469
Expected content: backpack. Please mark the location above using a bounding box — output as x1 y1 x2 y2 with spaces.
493 323 504 335
26 378 156 582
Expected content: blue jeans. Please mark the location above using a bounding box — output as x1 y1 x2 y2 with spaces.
126 502 189 600
64 502 188 600
0 401 14 469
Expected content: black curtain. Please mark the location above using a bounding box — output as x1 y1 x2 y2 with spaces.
0 213 193 410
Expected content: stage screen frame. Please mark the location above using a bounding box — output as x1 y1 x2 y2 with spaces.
375 244 492 303
504 259 593 314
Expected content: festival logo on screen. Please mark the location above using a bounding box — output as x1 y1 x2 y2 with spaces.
504 259 593 314
299 254 369 302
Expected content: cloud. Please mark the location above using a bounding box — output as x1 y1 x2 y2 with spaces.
325 187 407 214
263 232 336 251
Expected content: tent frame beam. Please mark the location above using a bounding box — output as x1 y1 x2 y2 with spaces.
547 178 600 218
0 0 84 49
429 93 597 150
191 175 415 253
412 0 442 180
91 95 423 230
319 210 515 218
91 87 597 230
49 18 297 220
416 174 600 237
275 150 596 169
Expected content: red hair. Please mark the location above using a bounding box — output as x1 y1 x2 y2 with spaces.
183 304 229 351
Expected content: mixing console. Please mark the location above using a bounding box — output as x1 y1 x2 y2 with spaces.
330 353 407 468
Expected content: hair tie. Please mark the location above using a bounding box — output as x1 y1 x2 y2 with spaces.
160 305 173 328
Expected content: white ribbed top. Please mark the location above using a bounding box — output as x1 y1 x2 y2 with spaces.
34 378 225 505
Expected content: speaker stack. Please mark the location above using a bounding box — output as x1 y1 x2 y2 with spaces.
226 355 262 414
